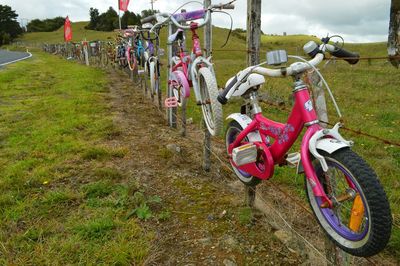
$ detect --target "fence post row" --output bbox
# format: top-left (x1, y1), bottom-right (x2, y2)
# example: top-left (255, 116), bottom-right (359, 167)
top-left (202, 0), bottom-right (212, 172)
top-left (245, 0), bottom-right (261, 207)
top-left (388, 0), bottom-right (400, 67)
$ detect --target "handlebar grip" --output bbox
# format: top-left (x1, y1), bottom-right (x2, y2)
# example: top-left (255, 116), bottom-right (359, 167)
top-left (141, 15), bottom-right (156, 24)
top-left (330, 47), bottom-right (360, 65)
top-left (221, 4), bottom-right (235, 9)
top-left (211, 4), bottom-right (235, 9)
top-left (218, 76), bottom-right (237, 104)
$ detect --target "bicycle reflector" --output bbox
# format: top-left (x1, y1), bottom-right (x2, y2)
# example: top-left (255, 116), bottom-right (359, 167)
top-left (164, 97), bottom-right (178, 108)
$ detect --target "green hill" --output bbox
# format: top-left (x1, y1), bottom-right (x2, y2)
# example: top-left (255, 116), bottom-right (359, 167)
top-left (18, 21), bottom-right (117, 43)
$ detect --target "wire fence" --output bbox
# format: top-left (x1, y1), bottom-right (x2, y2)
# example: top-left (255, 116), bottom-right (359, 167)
top-left (14, 39), bottom-right (399, 265)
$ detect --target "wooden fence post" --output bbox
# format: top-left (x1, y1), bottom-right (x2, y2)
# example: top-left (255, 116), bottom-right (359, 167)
top-left (167, 23), bottom-right (177, 128)
top-left (308, 71), bottom-right (350, 266)
top-left (247, 0), bottom-right (261, 66)
top-left (245, 0), bottom-right (261, 207)
top-left (83, 40), bottom-right (89, 66)
top-left (202, 0), bottom-right (212, 171)
top-left (388, 0), bottom-right (400, 67)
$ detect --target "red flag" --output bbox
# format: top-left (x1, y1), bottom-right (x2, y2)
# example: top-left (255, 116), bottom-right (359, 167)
top-left (119, 0), bottom-right (130, 11)
top-left (64, 16), bottom-right (72, 42)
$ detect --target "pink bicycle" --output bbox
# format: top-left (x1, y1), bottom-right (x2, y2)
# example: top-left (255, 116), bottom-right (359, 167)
top-left (218, 37), bottom-right (392, 257)
top-left (142, 3), bottom-right (235, 136)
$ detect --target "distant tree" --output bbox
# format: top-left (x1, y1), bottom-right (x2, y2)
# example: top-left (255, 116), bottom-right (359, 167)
top-left (141, 9), bottom-right (158, 18)
top-left (0, 5), bottom-right (23, 45)
top-left (26, 17), bottom-right (64, 32)
top-left (121, 11), bottom-right (141, 29)
top-left (86, 6), bottom-right (119, 31)
top-left (86, 8), bottom-right (100, 30)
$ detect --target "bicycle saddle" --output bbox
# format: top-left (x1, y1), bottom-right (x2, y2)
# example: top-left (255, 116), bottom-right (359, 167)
top-left (168, 29), bottom-right (185, 43)
top-left (123, 30), bottom-right (135, 37)
top-left (142, 23), bottom-right (153, 30)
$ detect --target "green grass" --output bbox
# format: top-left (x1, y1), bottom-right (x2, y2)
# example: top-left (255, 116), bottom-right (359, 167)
top-left (15, 23), bottom-right (400, 259)
top-left (0, 51), bottom-right (154, 264)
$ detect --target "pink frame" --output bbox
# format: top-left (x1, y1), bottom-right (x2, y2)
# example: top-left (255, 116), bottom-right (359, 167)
top-left (170, 23), bottom-right (203, 99)
top-left (228, 88), bottom-right (332, 206)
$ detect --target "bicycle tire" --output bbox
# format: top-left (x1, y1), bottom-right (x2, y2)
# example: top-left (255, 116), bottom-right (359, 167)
top-left (225, 120), bottom-right (261, 186)
top-left (305, 148), bottom-right (392, 257)
top-left (150, 61), bottom-right (156, 96)
top-left (198, 67), bottom-right (223, 136)
top-left (127, 49), bottom-right (137, 72)
top-left (170, 71), bottom-right (190, 107)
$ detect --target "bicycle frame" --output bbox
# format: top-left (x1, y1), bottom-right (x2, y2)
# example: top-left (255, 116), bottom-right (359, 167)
top-left (170, 22), bottom-right (215, 102)
top-left (228, 85), bottom-right (332, 205)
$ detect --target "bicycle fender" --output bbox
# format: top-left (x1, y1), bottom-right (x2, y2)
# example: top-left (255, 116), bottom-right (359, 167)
top-left (309, 123), bottom-right (353, 172)
top-left (315, 138), bottom-right (350, 154)
top-left (227, 113), bottom-right (262, 142)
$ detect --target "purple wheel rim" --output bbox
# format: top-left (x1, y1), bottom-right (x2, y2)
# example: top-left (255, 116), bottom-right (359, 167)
top-left (315, 162), bottom-right (369, 241)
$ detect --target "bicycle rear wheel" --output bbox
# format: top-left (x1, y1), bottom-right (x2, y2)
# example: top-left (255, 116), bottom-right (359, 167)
top-left (198, 67), bottom-right (223, 136)
top-left (225, 120), bottom-right (261, 186)
top-left (306, 148), bottom-right (392, 257)
top-left (127, 49), bottom-right (137, 72)
top-left (170, 71), bottom-right (190, 107)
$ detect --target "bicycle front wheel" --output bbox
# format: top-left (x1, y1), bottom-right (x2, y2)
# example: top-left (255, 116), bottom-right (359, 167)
top-left (306, 148), bottom-right (392, 257)
top-left (198, 67), bottom-right (223, 136)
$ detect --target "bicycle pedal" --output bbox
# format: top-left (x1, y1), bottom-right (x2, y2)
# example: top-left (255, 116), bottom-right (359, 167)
top-left (232, 143), bottom-right (257, 166)
top-left (165, 97), bottom-right (178, 108)
top-left (286, 152), bottom-right (300, 168)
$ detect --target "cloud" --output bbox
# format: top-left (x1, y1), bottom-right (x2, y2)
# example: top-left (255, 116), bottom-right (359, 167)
top-left (2, 0), bottom-right (391, 42)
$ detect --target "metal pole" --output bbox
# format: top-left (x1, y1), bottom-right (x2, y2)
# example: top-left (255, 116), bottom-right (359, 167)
top-left (118, 10), bottom-right (121, 30)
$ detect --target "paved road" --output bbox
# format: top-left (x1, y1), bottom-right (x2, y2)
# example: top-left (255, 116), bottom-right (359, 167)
top-left (0, 49), bottom-right (32, 66)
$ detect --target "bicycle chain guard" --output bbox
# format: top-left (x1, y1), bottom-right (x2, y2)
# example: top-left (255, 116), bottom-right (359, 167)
top-left (165, 97), bottom-right (178, 108)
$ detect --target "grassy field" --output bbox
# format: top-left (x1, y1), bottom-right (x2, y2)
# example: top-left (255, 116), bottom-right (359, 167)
top-left (14, 22), bottom-right (400, 259)
top-left (0, 52), bottom-right (155, 264)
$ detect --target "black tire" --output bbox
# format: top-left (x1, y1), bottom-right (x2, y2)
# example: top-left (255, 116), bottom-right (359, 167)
top-left (225, 120), bottom-right (261, 186)
top-left (305, 148), bottom-right (392, 257)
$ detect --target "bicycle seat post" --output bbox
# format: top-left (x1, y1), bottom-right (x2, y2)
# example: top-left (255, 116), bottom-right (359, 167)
top-left (248, 90), bottom-right (262, 116)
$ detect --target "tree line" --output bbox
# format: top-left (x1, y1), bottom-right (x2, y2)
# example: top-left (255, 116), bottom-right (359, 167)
top-left (26, 17), bottom-right (65, 32)
top-left (0, 5), bottom-right (23, 46)
top-left (85, 7), bottom-right (157, 31)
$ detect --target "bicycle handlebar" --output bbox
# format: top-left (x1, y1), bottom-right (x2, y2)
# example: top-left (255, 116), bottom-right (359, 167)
top-left (141, 14), bottom-right (157, 24)
top-left (304, 42), bottom-right (359, 65)
top-left (218, 39), bottom-right (359, 105)
top-left (327, 45), bottom-right (359, 64)
top-left (146, 2), bottom-right (235, 32)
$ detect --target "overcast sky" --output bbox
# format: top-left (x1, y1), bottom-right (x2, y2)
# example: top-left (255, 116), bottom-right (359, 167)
top-left (2, 0), bottom-right (391, 43)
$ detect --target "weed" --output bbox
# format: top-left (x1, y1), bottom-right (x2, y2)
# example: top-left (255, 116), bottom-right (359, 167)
top-left (73, 217), bottom-right (115, 240)
top-left (83, 181), bottom-right (113, 199)
top-left (238, 207), bottom-right (253, 225)
top-left (93, 167), bottom-right (123, 180)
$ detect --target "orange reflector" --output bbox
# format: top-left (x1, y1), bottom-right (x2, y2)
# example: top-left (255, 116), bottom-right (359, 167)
top-left (349, 194), bottom-right (365, 232)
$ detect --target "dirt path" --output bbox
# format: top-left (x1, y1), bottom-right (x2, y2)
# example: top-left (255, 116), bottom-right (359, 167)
top-left (104, 69), bottom-right (302, 265)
